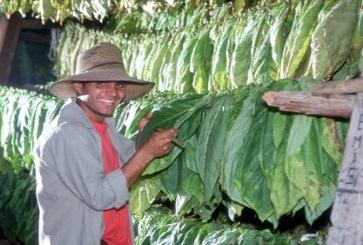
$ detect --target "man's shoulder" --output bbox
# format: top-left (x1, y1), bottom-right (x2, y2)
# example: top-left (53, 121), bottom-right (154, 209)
top-left (37, 117), bottom-right (91, 146)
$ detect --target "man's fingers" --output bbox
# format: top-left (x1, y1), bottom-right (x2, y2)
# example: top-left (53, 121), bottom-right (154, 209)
top-left (153, 127), bottom-right (178, 139)
top-left (145, 112), bottom-right (153, 120)
top-left (138, 112), bottom-right (154, 132)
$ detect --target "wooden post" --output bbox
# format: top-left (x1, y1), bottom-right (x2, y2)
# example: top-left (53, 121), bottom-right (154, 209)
top-left (0, 14), bottom-right (22, 83)
top-left (327, 92), bottom-right (363, 244)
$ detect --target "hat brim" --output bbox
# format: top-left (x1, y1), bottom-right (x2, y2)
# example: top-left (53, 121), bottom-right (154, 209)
top-left (49, 67), bottom-right (154, 101)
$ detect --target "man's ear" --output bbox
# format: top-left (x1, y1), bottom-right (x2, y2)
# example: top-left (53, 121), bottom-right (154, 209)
top-left (73, 82), bottom-right (84, 94)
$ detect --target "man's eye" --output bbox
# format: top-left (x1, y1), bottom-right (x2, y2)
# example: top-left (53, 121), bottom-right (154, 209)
top-left (116, 83), bottom-right (125, 89)
top-left (96, 82), bottom-right (106, 86)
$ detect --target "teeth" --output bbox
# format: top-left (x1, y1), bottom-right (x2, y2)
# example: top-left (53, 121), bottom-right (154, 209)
top-left (99, 99), bottom-right (115, 105)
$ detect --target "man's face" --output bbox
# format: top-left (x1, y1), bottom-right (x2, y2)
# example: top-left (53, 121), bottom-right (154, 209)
top-left (73, 81), bottom-right (126, 122)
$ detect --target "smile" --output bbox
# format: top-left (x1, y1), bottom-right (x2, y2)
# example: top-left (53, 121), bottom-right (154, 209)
top-left (99, 99), bottom-right (117, 105)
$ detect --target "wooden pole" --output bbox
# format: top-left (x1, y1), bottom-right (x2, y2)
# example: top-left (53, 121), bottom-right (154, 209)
top-left (310, 77), bottom-right (363, 95)
top-left (262, 91), bottom-right (354, 118)
top-left (0, 14), bottom-right (22, 83)
top-left (327, 93), bottom-right (363, 244)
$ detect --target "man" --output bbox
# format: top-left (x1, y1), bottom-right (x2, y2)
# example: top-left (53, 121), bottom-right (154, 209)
top-left (34, 43), bottom-right (177, 245)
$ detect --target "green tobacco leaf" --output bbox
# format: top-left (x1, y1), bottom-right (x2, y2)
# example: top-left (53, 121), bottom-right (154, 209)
top-left (269, 79), bottom-right (298, 149)
top-left (284, 117), bottom-right (335, 218)
top-left (234, 100), bottom-right (275, 222)
top-left (222, 88), bottom-right (259, 206)
top-left (194, 223), bottom-right (217, 243)
top-left (300, 119), bottom-right (335, 214)
top-left (229, 18), bottom-right (252, 87)
top-left (258, 109), bottom-right (276, 190)
top-left (9, 174), bottom-right (37, 244)
top-left (113, 101), bottom-right (140, 136)
top-left (0, 171), bottom-right (18, 242)
top-left (270, 3), bottom-right (292, 74)
top-left (142, 146), bottom-right (182, 176)
top-left (174, 33), bottom-right (198, 94)
top-left (140, 94), bottom-right (211, 175)
top-left (129, 176), bottom-right (161, 219)
top-left (250, 28), bottom-right (277, 84)
top-left (190, 28), bottom-right (214, 93)
top-left (332, 7), bottom-right (363, 80)
top-left (270, 153), bottom-right (304, 220)
top-left (272, 112), bottom-right (288, 149)
top-left (175, 158), bottom-right (204, 216)
top-left (134, 37), bottom-right (153, 80)
top-left (247, 13), bottom-right (270, 85)
top-left (270, 106), bottom-right (303, 220)
top-left (209, 22), bottom-right (236, 91)
top-left (319, 118), bottom-right (343, 167)
top-left (179, 146), bottom-right (203, 200)
top-left (150, 38), bottom-right (170, 86)
top-left (1, 94), bottom-right (19, 171)
top-left (248, 13), bottom-right (277, 84)
top-left (159, 155), bottom-right (182, 200)
top-left (138, 94), bottom-right (210, 146)
top-left (158, 34), bottom-right (178, 92)
top-left (286, 115), bottom-right (312, 157)
top-left (162, 33), bottom-right (185, 91)
top-left (125, 104), bottom-right (152, 140)
top-left (183, 135), bottom-right (198, 173)
top-left (173, 218), bottom-right (201, 244)
top-left (140, 36), bottom-right (158, 80)
top-left (280, 0), bottom-right (324, 78)
top-left (311, 0), bottom-right (360, 80)
top-left (202, 227), bottom-right (241, 244)
top-left (195, 94), bottom-right (232, 202)
top-left (179, 221), bottom-right (203, 244)
top-left (303, 181), bottom-right (336, 225)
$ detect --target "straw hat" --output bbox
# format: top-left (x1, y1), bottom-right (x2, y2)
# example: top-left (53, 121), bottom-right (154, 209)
top-left (49, 43), bottom-right (154, 101)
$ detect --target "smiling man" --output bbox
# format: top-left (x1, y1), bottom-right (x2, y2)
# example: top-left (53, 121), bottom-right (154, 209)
top-left (34, 43), bottom-right (177, 245)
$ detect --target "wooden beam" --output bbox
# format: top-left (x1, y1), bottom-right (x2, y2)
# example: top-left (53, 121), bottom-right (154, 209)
top-left (310, 76), bottom-right (363, 96)
top-left (262, 91), bottom-right (354, 118)
top-left (0, 14), bottom-right (22, 83)
top-left (327, 93), bottom-right (363, 244)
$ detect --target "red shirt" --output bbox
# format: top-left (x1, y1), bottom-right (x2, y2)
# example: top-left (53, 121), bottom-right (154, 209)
top-left (93, 121), bottom-right (132, 245)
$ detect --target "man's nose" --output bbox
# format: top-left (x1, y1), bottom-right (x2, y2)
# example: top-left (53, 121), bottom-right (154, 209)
top-left (106, 83), bottom-right (118, 96)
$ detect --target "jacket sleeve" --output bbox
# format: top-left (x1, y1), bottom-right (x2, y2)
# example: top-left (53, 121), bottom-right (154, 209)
top-left (47, 123), bottom-right (129, 211)
top-left (116, 135), bottom-right (136, 164)
top-left (106, 118), bottom-right (136, 164)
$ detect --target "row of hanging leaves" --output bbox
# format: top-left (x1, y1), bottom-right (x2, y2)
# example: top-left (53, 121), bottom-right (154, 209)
top-left (134, 205), bottom-right (325, 244)
top-left (54, 0), bottom-right (363, 95)
top-left (0, 170), bottom-right (37, 245)
top-left (0, 78), bottom-right (348, 229)
top-left (0, 0), bottom-right (272, 23)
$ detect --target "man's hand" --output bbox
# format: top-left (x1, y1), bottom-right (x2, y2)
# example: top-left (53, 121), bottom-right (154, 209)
top-left (139, 128), bottom-right (178, 160)
top-left (122, 127), bottom-right (178, 187)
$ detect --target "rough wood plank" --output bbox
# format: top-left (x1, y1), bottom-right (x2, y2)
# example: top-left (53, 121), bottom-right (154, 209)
top-left (262, 91), bottom-right (354, 118)
top-left (310, 77), bottom-right (363, 95)
top-left (0, 14), bottom-right (22, 83)
top-left (327, 93), bottom-right (363, 245)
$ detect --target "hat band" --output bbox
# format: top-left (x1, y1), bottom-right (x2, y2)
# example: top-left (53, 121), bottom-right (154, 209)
top-left (77, 62), bottom-right (123, 74)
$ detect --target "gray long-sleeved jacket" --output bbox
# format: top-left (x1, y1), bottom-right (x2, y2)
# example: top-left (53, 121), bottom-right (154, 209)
top-left (34, 98), bottom-right (136, 245)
